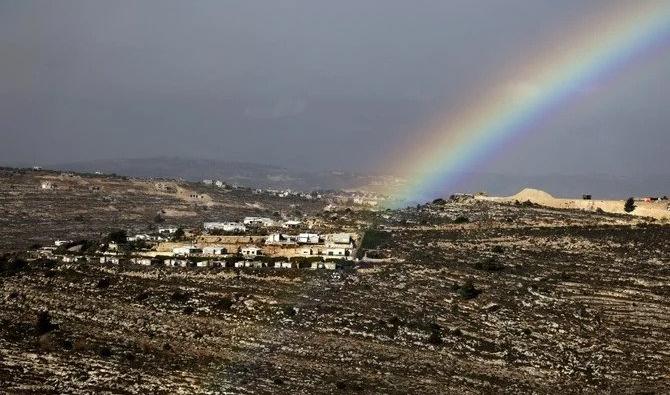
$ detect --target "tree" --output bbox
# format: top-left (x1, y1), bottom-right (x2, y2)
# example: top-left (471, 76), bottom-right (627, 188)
top-left (624, 197), bottom-right (636, 213)
top-left (172, 228), bottom-right (185, 241)
top-left (107, 230), bottom-right (127, 244)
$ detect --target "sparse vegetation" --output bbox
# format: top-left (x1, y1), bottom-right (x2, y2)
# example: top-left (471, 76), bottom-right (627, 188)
top-left (453, 216), bottom-right (469, 224)
top-left (456, 280), bottom-right (481, 299)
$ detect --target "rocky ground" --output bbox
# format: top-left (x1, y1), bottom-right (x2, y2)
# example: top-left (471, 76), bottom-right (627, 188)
top-left (0, 168), bottom-right (326, 252)
top-left (1, 170), bottom-right (669, 393)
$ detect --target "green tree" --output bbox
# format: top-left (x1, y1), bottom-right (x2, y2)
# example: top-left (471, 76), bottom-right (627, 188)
top-left (173, 228), bottom-right (185, 241)
top-left (107, 230), bottom-right (127, 244)
top-left (624, 197), bottom-right (636, 213)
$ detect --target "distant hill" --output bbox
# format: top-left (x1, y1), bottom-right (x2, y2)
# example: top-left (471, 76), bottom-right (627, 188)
top-left (50, 157), bottom-right (395, 192)
top-left (47, 157), bottom-right (668, 199)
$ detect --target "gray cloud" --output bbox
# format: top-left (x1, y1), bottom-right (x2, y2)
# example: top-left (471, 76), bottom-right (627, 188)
top-left (0, 0), bottom-right (668, 178)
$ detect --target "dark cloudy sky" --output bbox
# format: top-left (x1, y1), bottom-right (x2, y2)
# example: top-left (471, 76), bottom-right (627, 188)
top-left (1, 1), bottom-right (669, 176)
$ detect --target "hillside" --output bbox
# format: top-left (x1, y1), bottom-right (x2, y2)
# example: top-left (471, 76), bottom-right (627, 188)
top-left (479, 188), bottom-right (670, 220)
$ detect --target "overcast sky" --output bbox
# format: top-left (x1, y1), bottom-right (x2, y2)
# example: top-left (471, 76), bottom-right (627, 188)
top-left (1, 1), bottom-right (669, 176)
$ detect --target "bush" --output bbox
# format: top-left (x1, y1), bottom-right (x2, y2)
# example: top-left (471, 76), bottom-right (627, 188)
top-left (96, 277), bottom-right (111, 289)
top-left (428, 323), bottom-right (442, 345)
top-left (457, 280), bottom-right (481, 299)
top-left (99, 346), bottom-right (112, 358)
top-left (0, 256), bottom-right (28, 276)
top-left (173, 228), bottom-right (186, 241)
top-left (35, 311), bottom-right (56, 335)
top-left (624, 197), bottom-right (636, 213)
top-left (170, 290), bottom-right (190, 303)
top-left (284, 305), bottom-right (297, 317)
top-left (491, 245), bottom-right (504, 254)
top-left (106, 230), bottom-right (128, 244)
top-left (213, 297), bottom-right (234, 311)
top-left (453, 216), bottom-right (469, 224)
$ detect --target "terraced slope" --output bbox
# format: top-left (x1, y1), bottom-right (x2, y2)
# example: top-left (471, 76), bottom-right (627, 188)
top-left (1, 197), bottom-right (668, 393)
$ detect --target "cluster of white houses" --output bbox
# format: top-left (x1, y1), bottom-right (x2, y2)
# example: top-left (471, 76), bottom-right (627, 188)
top-left (202, 217), bottom-right (303, 233)
top-left (166, 232), bottom-right (355, 259)
top-left (65, 255), bottom-right (344, 270)
top-left (40, 217), bottom-right (359, 271)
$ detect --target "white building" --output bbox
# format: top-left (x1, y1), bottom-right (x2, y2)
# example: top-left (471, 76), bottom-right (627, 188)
top-left (273, 261), bottom-right (294, 269)
top-left (100, 256), bottom-right (120, 264)
top-left (265, 233), bottom-right (295, 245)
top-left (203, 179), bottom-right (213, 185)
top-left (164, 259), bottom-right (189, 267)
top-left (297, 233), bottom-right (320, 244)
top-left (54, 240), bottom-right (73, 247)
top-left (241, 246), bottom-right (262, 257)
top-left (127, 234), bottom-right (154, 242)
top-left (311, 261), bottom-right (337, 270)
top-left (173, 246), bottom-right (202, 256)
top-left (131, 257), bottom-right (152, 266)
top-left (204, 222), bottom-right (246, 233)
top-left (243, 217), bottom-right (275, 227)
top-left (203, 246), bottom-right (227, 255)
top-left (325, 233), bottom-right (353, 246)
top-left (215, 180), bottom-right (224, 187)
top-left (158, 227), bottom-right (179, 235)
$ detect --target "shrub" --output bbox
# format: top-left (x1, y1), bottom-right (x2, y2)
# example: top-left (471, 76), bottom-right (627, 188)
top-left (170, 290), bottom-right (190, 303)
top-left (35, 311), bottom-right (56, 335)
top-left (135, 291), bottom-right (150, 302)
top-left (624, 197), bottom-right (636, 213)
top-left (213, 297), bottom-right (234, 311)
top-left (0, 256), bottom-right (28, 275)
top-left (284, 305), bottom-right (297, 317)
top-left (491, 245), bottom-right (504, 254)
top-left (428, 323), bottom-right (442, 345)
top-left (106, 230), bottom-right (128, 244)
top-left (172, 228), bottom-right (186, 241)
top-left (96, 277), bottom-right (111, 289)
top-left (99, 346), bottom-right (112, 358)
top-left (453, 216), bottom-right (469, 224)
top-left (457, 280), bottom-right (481, 299)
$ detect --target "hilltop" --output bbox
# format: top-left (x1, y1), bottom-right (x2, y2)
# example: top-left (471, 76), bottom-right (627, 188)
top-left (478, 188), bottom-right (670, 220)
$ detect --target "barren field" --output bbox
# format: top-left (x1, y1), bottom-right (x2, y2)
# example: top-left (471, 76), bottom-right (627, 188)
top-left (1, 170), bottom-right (669, 393)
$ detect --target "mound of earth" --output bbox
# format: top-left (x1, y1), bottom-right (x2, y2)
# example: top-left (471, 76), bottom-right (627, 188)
top-left (509, 188), bottom-right (556, 204)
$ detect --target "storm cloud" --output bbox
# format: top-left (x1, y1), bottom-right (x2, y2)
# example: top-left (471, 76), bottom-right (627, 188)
top-left (1, 0), bottom-right (668, 178)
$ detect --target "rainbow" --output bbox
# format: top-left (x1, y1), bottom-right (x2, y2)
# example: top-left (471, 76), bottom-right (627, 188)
top-left (385, 2), bottom-right (670, 206)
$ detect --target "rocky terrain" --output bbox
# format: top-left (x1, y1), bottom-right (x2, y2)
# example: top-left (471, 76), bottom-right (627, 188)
top-left (1, 169), bottom-right (669, 393)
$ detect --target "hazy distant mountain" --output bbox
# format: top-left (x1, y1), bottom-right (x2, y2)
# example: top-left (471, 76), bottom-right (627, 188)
top-left (50, 157), bottom-right (387, 192)
top-left (48, 157), bottom-right (668, 199)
